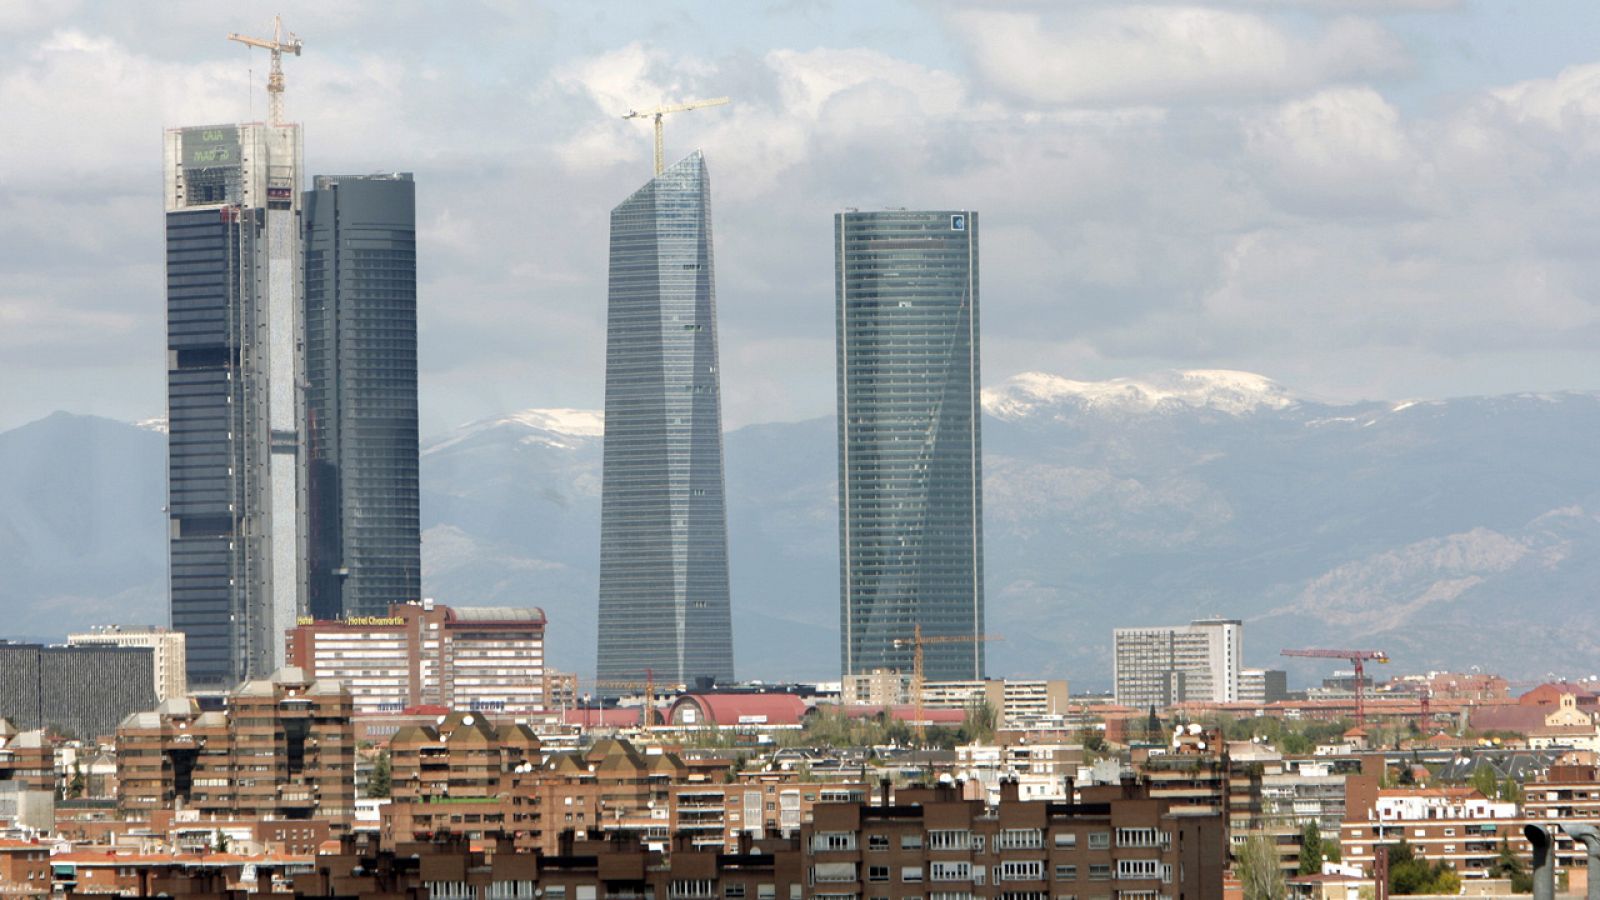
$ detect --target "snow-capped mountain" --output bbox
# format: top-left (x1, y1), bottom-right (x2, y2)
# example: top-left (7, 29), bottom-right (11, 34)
top-left (983, 369), bottom-right (1297, 420)
top-left (10, 372), bottom-right (1600, 684)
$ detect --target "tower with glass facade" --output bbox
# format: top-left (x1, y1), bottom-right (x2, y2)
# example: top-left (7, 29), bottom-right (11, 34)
top-left (163, 122), bottom-right (306, 690)
top-left (835, 209), bottom-right (985, 682)
top-left (303, 173), bottom-right (421, 620)
top-left (596, 151), bottom-right (735, 688)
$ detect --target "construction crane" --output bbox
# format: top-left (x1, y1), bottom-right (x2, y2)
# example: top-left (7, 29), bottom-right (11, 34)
top-left (1281, 648), bottom-right (1390, 726)
top-left (592, 669), bottom-right (658, 728)
top-left (228, 15), bottom-right (304, 126)
top-left (622, 97), bottom-right (730, 176)
top-left (893, 625), bottom-right (1003, 744)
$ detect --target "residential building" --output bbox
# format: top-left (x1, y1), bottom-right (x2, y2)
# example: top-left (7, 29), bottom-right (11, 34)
top-left (843, 668), bottom-right (911, 706)
top-left (919, 678), bottom-right (1072, 728)
top-left (285, 599), bottom-right (546, 715)
top-left (802, 778), bottom-right (1226, 900)
top-left (671, 782), bottom-right (870, 852)
top-left (163, 122), bottom-right (307, 690)
top-left (303, 172), bottom-right (422, 621)
top-left (1238, 668), bottom-right (1289, 704)
top-left (0, 642), bottom-right (156, 739)
top-left (597, 150), bottom-right (735, 690)
top-left (66, 626), bottom-right (187, 701)
top-left (1114, 618), bottom-right (1243, 708)
top-left (115, 666), bottom-right (355, 826)
top-left (835, 209), bottom-right (985, 682)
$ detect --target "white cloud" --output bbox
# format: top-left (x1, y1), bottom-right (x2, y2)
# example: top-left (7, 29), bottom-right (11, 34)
top-left (945, 6), bottom-right (1408, 107)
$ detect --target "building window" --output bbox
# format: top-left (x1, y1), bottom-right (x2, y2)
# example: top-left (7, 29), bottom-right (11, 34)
top-left (726, 887), bottom-right (745, 899)
top-left (1054, 832), bottom-right (1078, 848)
top-left (1088, 832), bottom-right (1110, 850)
top-left (931, 862), bottom-right (972, 882)
top-left (869, 834), bottom-right (890, 851)
top-left (1115, 828), bottom-right (1157, 848)
top-left (815, 832), bottom-right (857, 852)
top-left (902, 867), bottom-right (924, 883)
top-left (930, 829), bottom-right (973, 850)
top-left (999, 829), bottom-right (1044, 850)
top-left (1116, 860), bottom-right (1159, 880)
top-left (1055, 865), bottom-right (1077, 881)
top-left (1089, 865), bottom-right (1112, 881)
top-left (1000, 861), bottom-right (1045, 882)
top-left (869, 866), bottom-right (890, 883)
top-left (902, 834), bottom-right (924, 850)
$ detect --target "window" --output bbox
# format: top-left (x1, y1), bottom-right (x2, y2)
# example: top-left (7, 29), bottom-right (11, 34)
top-left (815, 832), bottom-right (858, 852)
top-left (931, 862), bottom-right (972, 882)
top-left (902, 867), bottom-right (924, 883)
top-left (1055, 865), bottom-right (1077, 881)
top-left (1088, 833), bottom-right (1110, 850)
top-left (726, 886), bottom-right (746, 899)
top-left (1444, 828), bottom-right (1456, 837)
top-left (1116, 828), bottom-right (1157, 848)
top-left (1000, 861), bottom-right (1045, 882)
top-left (931, 894), bottom-right (975, 900)
top-left (902, 834), bottom-right (924, 850)
top-left (1089, 865), bottom-right (1111, 881)
top-left (1054, 833), bottom-right (1078, 848)
top-left (1116, 860), bottom-right (1158, 880)
top-left (869, 834), bottom-right (891, 851)
top-left (814, 864), bottom-right (858, 884)
top-left (930, 829), bottom-right (972, 850)
top-left (999, 829), bottom-right (1044, 850)
top-left (974, 835), bottom-right (986, 853)
top-left (757, 887), bottom-right (775, 900)
top-left (672, 883), bottom-right (715, 900)
top-left (870, 866), bottom-right (891, 883)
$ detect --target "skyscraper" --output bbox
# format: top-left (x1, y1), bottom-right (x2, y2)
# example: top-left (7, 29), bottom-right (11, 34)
top-left (164, 123), bottom-right (306, 690)
top-left (303, 173), bottom-right (421, 620)
top-left (835, 209), bottom-right (985, 682)
top-left (597, 151), bottom-right (735, 688)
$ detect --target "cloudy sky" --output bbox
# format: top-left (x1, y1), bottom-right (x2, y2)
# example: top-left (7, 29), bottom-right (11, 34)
top-left (4, 0), bottom-right (1600, 434)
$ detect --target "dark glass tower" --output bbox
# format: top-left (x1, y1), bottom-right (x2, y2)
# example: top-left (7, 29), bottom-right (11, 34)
top-left (303, 173), bottom-right (421, 620)
top-left (835, 210), bottom-right (985, 682)
top-left (164, 123), bottom-right (306, 690)
top-left (597, 152), bottom-right (735, 688)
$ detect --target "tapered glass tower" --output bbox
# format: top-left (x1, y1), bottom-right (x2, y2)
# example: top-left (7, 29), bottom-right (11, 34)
top-left (303, 173), bottom-right (421, 620)
top-left (164, 123), bottom-right (306, 690)
top-left (597, 152), bottom-right (735, 688)
top-left (836, 210), bottom-right (985, 682)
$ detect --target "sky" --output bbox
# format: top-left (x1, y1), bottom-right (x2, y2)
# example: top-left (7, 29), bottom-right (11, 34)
top-left (5, 0), bottom-right (1600, 434)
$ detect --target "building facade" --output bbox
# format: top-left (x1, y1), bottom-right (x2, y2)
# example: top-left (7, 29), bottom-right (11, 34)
top-left (116, 666), bottom-right (355, 826)
top-left (1114, 618), bottom-right (1243, 709)
top-left (597, 151), bottom-right (735, 690)
top-left (919, 678), bottom-right (1072, 729)
top-left (66, 627), bottom-right (188, 701)
top-left (835, 209), bottom-right (985, 682)
top-left (0, 643), bottom-right (157, 739)
top-left (303, 173), bottom-right (422, 621)
top-left (163, 122), bottom-right (307, 690)
top-left (285, 600), bottom-right (546, 715)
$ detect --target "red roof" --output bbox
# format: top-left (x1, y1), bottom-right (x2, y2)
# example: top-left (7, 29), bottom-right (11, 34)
top-left (669, 694), bottom-right (810, 726)
top-left (564, 708), bottom-right (652, 728)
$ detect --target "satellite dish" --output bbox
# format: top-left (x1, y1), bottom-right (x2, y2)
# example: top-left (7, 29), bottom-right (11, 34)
top-left (463, 715), bottom-right (475, 726)
top-left (1188, 723), bottom-right (1202, 736)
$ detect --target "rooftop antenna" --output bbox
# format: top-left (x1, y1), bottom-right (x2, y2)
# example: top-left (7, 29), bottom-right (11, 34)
top-left (622, 97), bottom-right (730, 176)
top-left (228, 14), bottom-right (304, 126)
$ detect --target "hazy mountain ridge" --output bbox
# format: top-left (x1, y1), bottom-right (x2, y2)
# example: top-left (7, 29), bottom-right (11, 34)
top-left (6, 372), bottom-right (1600, 685)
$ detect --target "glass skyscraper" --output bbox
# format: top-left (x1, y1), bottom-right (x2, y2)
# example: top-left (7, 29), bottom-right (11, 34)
top-left (597, 151), bottom-right (735, 689)
top-left (303, 173), bottom-right (421, 620)
top-left (163, 123), bottom-right (306, 690)
top-left (835, 209), bottom-right (985, 682)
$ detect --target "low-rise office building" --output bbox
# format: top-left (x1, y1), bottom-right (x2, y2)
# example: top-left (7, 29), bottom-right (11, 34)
top-left (286, 600), bottom-right (547, 715)
top-left (0, 642), bottom-right (156, 740)
top-left (65, 627), bottom-right (187, 701)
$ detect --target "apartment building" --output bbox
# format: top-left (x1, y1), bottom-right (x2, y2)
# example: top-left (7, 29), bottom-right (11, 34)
top-left (919, 679), bottom-right (1072, 729)
top-left (116, 667), bottom-right (355, 826)
top-left (66, 627), bottom-right (187, 701)
top-left (802, 778), bottom-right (1226, 900)
top-left (671, 782), bottom-right (870, 852)
top-left (1114, 619), bottom-right (1242, 709)
top-left (286, 600), bottom-right (546, 715)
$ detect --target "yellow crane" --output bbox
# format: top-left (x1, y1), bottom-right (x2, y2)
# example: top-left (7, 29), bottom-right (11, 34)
top-left (622, 97), bottom-right (730, 176)
top-left (892, 625), bottom-right (1004, 744)
top-left (592, 669), bottom-right (660, 728)
top-left (228, 15), bottom-right (304, 126)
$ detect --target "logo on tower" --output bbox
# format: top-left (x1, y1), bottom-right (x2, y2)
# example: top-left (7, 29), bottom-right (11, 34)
top-left (950, 214), bottom-right (966, 231)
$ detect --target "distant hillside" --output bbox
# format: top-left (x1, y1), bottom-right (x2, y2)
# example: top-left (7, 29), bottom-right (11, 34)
top-left (8, 372), bottom-right (1600, 686)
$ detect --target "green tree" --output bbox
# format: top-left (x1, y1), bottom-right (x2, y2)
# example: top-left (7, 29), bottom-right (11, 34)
top-left (365, 749), bottom-right (392, 799)
top-left (1239, 833), bottom-right (1287, 900)
top-left (1385, 841), bottom-right (1461, 895)
top-left (961, 701), bottom-right (998, 743)
top-left (1469, 764), bottom-right (1499, 798)
top-left (66, 761), bottom-right (85, 800)
top-left (1299, 821), bottom-right (1325, 876)
top-left (213, 829), bottom-right (230, 853)
top-left (1489, 838), bottom-right (1532, 893)
top-left (1500, 774), bottom-right (1524, 804)
top-left (1325, 838), bottom-right (1341, 864)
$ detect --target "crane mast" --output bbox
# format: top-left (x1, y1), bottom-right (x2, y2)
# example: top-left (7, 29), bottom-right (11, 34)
top-left (228, 14), bottom-right (304, 126)
top-left (622, 97), bottom-right (730, 175)
top-left (893, 625), bottom-right (1003, 745)
top-left (1281, 648), bottom-right (1390, 726)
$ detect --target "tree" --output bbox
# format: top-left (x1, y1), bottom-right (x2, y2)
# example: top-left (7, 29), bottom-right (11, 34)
top-left (1489, 838), bottom-right (1532, 893)
top-left (66, 761), bottom-right (85, 800)
top-left (366, 749), bottom-right (392, 799)
top-left (1299, 821), bottom-right (1326, 876)
top-left (1470, 764), bottom-right (1500, 799)
top-left (1385, 841), bottom-right (1461, 895)
top-left (213, 829), bottom-right (230, 853)
top-left (1239, 833), bottom-right (1286, 900)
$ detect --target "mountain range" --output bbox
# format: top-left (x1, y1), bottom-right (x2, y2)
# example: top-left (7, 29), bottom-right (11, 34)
top-left (4, 369), bottom-right (1599, 689)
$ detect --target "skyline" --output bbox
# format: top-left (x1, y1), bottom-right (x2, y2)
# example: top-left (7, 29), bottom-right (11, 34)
top-left (8, 3), bottom-right (1600, 437)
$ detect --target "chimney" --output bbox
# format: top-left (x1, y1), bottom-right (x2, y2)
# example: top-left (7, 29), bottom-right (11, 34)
top-left (880, 777), bottom-right (892, 807)
top-left (999, 777), bottom-right (1020, 804)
